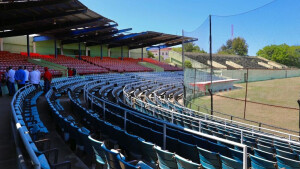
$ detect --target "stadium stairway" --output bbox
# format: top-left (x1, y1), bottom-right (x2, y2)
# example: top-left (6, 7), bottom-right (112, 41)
top-left (138, 62), bottom-right (164, 72)
top-left (0, 95), bottom-right (17, 168)
top-left (36, 94), bottom-right (90, 169)
top-left (28, 58), bottom-right (67, 76)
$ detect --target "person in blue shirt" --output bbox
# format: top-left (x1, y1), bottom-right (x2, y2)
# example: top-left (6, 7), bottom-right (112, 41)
top-left (14, 66), bottom-right (26, 90)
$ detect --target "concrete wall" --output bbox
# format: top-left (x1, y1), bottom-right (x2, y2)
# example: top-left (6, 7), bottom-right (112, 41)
top-left (3, 36), bottom-right (33, 53)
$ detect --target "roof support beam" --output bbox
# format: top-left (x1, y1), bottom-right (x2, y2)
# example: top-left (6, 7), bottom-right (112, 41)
top-left (0, 0), bottom-right (72, 11)
top-left (0, 18), bottom-right (103, 38)
top-left (1, 9), bottom-right (87, 29)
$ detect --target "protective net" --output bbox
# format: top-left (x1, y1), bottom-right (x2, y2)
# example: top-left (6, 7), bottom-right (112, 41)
top-left (183, 0), bottom-right (300, 135)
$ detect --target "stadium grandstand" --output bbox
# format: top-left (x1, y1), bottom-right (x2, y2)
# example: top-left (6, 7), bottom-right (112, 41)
top-left (1, 1), bottom-right (300, 169)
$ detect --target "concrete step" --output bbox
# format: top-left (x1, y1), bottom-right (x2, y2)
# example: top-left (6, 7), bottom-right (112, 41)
top-left (0, 158), bottom-right (18, 169)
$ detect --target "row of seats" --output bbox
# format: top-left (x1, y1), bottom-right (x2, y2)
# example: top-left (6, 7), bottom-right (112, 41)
top-left (12, 84), bottom-right (71, 168)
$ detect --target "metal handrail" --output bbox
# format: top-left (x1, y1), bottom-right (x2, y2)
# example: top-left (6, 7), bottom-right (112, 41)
top-left (83, 80), bottom-right (248, 169)
top-left (124, 81), bottom-right (300, 142)
top-left (11, 84), bottom-right (41, 169)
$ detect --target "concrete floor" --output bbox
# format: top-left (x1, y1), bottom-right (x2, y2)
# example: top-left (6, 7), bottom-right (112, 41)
top-left (0, 95), bottom-right (18, 169)
top-left (0, 91), bottom-right (89, 169)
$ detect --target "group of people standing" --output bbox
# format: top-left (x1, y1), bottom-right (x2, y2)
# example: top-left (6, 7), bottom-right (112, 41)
top-left (0, 66), bottom-right (52, 96)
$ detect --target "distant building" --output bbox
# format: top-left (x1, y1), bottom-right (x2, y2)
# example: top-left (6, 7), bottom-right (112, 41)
top-left (148, 48), bottom-right (172, 60)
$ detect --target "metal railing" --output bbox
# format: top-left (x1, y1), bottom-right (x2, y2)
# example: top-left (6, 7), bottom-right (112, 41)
top-left (124, 81), bottom-right (300, 142)
top-left (11, 84), bottom-right (41, 169)
top-left (83, 80), bottom-right (248, 169)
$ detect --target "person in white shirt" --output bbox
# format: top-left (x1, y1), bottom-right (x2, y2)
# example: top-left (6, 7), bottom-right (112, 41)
top-left (24, 66), bottom-right (29, 83)
top-left (7, 66), bottom-right (16, 96)
top-left (29, 66), bottom-right (41, 89)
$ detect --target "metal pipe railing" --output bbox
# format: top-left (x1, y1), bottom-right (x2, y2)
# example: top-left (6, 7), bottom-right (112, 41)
top-left (83, 80), bottom-right (248, 169)
top-left (11, 84), bottom-right (41, 169)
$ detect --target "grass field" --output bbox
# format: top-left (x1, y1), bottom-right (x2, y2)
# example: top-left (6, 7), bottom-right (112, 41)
top-left (188, 77), bottom-right (300, 134)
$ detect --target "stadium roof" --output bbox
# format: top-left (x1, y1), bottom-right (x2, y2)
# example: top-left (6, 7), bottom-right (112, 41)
top-left (0, 0), bottom-right (197, 49)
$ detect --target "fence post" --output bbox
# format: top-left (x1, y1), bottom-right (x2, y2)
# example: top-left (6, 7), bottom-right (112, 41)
top-left (259, 123), bottom-right (262, 131)
top-left (124, 111), bottom-right (127, 131)
top-left (243, 145), bottom-right (248, 169)
top-left (163, 124), bottom-right (167, 150)
top-left (197, 105), bottom-right (200, 112)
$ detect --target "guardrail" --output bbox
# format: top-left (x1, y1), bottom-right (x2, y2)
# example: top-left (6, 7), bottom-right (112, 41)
top-left (124, 81), bottom-right (300, 143)
top-left (11, 84), bottom-right (41, 169)
top-left (83, 80), bottom-right (248, 169)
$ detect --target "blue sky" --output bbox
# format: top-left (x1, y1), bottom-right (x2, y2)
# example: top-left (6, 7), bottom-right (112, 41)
top-left (81, 0), bottom-right (300, 55)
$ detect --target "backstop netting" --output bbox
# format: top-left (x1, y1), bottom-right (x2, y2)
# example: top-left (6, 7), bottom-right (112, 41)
top-left (183, 0), bottom-right (300, 136)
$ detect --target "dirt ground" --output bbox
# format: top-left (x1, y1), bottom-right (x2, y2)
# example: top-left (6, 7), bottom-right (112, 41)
top-left (189, 77), bottom-right (300, 135)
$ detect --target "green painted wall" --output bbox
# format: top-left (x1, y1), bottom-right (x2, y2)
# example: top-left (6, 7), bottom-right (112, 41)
top-left (110, 46), bottom-right (129, 58)
top-left (3, 36), bottom-right (33, 53)
top-left (89, 45), bottom-right (108, 57)
top-left (36, 40), bottom-right (61, 55)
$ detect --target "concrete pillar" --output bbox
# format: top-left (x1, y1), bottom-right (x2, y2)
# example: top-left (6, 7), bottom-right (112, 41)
top-left (0, 38), bottom-right (3, 51)
top-left (33, 42), bottom-right (36, 53)
top-left (85, 47), bottom-right (89, 56)
top-left (108, 48), bottom-right (111, 57)
top-left (128, 50), bottom-right (130, 58)
top-left (60, 44), bottom-right (64, 55)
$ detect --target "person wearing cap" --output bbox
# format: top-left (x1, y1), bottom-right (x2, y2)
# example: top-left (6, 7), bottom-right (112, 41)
top-left (7, 66), bottom-right (16, 96)
top-left (14, 66), bottom-right (26, 90)
top-left (43, 67), bottom-right (52, 93)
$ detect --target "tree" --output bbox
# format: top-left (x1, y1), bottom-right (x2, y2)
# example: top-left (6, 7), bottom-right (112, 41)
top-left (257, 44), bottom-right (300, 67)
top-left (218, 37), bottom-right (248, 56)
top-left (147, 51), bottom-right (155, 58)
top-left (172, 43), bottom-right (207, 53)
top-left (184, 60), bottom-right (193, 68)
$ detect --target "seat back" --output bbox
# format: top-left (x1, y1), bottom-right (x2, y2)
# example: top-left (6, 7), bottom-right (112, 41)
top-left (197, 147), bottom-right (221, 169)
top-left (253, 148), bottom-right (275, 162)
top-left (155, 147), bottom-right (177, 169)
top-left (174, 155), bottom-right (200, 169)
top-left (137, 138), bottom-right (157, 166)
top-left (88, 135), bottom-right (106, 165)
top-left (118, 156), bottom-right (138, 169)
top-left (276, 155), bottom-right (300, 169)
top-left (220, 155), bottom-right (242, 169)
top-left (177, 140), bottom-right (199, 163)
top-left (276, 149), bottom-right (298, 160)
top-left (101, 144), bottom-right (122, 169)
top-left (250, 155), bottom-right (277, 169)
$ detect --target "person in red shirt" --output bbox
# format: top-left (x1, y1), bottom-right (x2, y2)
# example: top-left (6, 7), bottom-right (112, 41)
top-left (43, 67), bottom-right (52, 93)
top-left (68, 68), bottom-right (73, 77)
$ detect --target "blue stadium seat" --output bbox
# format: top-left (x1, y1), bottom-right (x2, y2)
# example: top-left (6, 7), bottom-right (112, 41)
top-left (177, 140), bottom-right (199, 163)
top-left (117, 156), bottom-right (152, 169)
top-left (220, 155), bottom-right (243, 169)
top-left (197, 147), bottom-right (221, 169)
top-left (101, 144), bottom-right (123, 169)
top-left (276, 155), bottom-right (300, 169)
top-left (88, 135), bottom-right (107, 167)
top-left (137, 138), bottom-right (157, 168)
top-left (154, 147), bottom-right (177, 169)
top-left (250, 155), bottom-right (277, 169)
top-left (275, 149), bottom-right (298, 160)
top-left (253, 148), bottom-right (276, 162)
top-left (174, 154), bottom-right (200, 169)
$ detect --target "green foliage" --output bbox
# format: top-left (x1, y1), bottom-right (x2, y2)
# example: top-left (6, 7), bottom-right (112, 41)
top-left (257, 44), bottom-right (300, 67)
top-left (172, 43), bottom-right (207, 53)
top-left (184, 60), bottom-right (193, 68)
top-left (147, 51), bottom-right (155, 58)
top-left (218, 37), bottom-right (248, 56)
